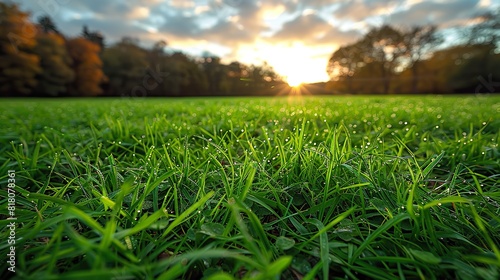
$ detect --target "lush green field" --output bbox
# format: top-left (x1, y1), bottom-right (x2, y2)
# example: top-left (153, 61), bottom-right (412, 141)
top-left (1, 96), bottom-right (499, 279)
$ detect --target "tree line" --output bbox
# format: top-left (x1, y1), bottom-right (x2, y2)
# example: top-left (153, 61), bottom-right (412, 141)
top-left (0, 3), bottom-right (287, 97)
top-left (326, 10), bottom-right (500, 94)
top-left (1, 3), bottom-right (498, 97)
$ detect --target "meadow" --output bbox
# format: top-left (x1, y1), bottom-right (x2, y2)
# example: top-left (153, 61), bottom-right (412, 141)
top-left (0, 95), bottom-right (499, 279)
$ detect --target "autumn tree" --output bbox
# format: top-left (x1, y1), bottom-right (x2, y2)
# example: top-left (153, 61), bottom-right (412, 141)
top-left (0, 3), bottom-right (41, 96)
top-left (33, 33), bottom-right (74, 96)
top-left (66, 37), bottom-right (105, 96)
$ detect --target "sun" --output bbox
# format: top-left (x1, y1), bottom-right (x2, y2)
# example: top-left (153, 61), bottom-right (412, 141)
top-left (236, 41), bottom-right (331, 92)
top-left (287, 78), bottom-right (304, 87)
top-left (287, 76), bottom-right (304, 88)
top-left (284, 73), bottom-right (312, 97)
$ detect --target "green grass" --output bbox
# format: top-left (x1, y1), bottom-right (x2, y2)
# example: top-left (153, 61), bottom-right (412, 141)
top-left (0, 95), bottom-right (499, 279)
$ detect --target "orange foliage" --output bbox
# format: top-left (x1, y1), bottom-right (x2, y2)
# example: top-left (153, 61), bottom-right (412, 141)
top-left (66, 38), bottom-right (106, 96)
top-left (0, 3), bottom-right (41, 95)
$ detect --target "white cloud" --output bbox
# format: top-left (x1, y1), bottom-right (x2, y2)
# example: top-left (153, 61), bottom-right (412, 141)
top-left (169, 0), bottom-right (195, 9)
top-left (126, 7), bottom-right (150, 19)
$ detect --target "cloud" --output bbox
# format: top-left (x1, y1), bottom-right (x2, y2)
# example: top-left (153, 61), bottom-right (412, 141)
top-left (273, 13), bottom-right (331, 40)
top-left (62, 18), bottom-right (149, 43)
top-left (57, 0), bottom-right (131, 16)
top-left (159, 14), bottom-right (201, 37)
top-left (271, 13), bottom-right (363, 45)
top-left (126, 7), bottom-right (150, 20)
top-left (334, 0), bottom-right (402, 21)
top-left (233, 0), bottom-right (267, 36)
top-left (388, 0), bottom-right (485, 27)
top-left (15, 0), bottom-right (495, 49)
top-left (331, 0), bottom-right (490, 29)
top-left (170, 0), bottom-right (196, 9)
top-left (200, 19), bottom-right (255, 43)
top-left (319, 28), bottom-right (362, 45)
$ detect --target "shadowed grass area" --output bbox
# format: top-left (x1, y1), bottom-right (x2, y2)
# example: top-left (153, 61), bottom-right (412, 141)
top-left (0, 95), bottom-right (499, 279)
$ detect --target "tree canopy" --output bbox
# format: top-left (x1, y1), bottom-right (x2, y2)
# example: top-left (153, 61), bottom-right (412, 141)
top-left (0, 3), bottom-right (41, 96)
top-left (327, 10), bottom-right (499, 94)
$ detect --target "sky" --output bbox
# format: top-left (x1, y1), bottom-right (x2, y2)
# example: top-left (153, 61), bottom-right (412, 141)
top-left (12, 0), bottom-right (500, 85)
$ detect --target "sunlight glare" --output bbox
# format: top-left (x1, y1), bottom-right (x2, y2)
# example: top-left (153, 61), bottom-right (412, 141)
top-left (235, 42), bottom-right (331, 85)
top-left (287, 75), bottom-right (304, 87)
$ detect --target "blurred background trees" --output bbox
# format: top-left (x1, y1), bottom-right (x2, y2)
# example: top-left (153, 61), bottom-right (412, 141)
top-left (101, 37), bottom-right (149, 96)
top-left (0, 3), bottom-right (284, 97)
top-left (33, 33), bottom-right (74, 96)
top-left (66, 37), bottom-right (105, 96)
top-left (0, 3), bottom-right (498, 97)
top-left (0, 3), bottom-right (40, 96)
top-left (327, 9), bottom-right (499, 94)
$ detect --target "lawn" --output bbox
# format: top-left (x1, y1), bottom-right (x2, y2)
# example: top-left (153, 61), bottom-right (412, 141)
top-left (1, 95), bottom-right (499, 279)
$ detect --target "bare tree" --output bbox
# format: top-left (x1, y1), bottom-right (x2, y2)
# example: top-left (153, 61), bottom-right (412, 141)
top-left (403, 25), bottom-right (443, 93)
top-left (361, 25), bottom-right (407, 94)
top-left (468, 9), bottom-right (500, 47)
